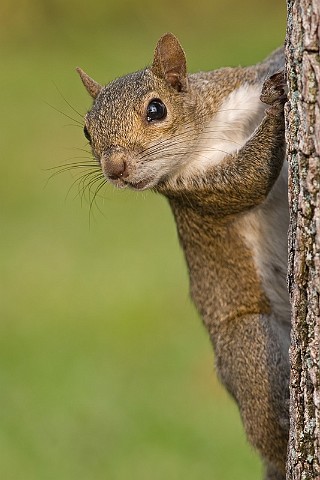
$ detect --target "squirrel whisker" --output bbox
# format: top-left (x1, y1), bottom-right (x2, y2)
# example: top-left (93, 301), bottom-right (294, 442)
top-left (52, 82), bottom-right (85, 120)
top-left (45, 101), bottom-right (84, 126)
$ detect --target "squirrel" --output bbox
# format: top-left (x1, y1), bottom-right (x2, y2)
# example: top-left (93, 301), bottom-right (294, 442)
top-left (76, 33), bottom-right (290, 480)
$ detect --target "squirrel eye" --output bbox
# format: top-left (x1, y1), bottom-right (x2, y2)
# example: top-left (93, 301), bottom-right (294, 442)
top-left (147, 99), bottom-right (167, 122)
top-left (83, 125), bottom-right (91, 143)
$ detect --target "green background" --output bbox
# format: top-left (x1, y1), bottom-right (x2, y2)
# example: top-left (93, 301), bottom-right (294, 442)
top-left (1, 1), bottom-right (285, 478)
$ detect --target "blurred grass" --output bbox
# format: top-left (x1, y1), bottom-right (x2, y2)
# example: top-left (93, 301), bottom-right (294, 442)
top-left (0, 1), bottom-right (286, 478)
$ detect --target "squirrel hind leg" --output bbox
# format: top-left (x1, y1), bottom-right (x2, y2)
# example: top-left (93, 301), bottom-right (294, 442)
top-left (264, 462), bottom-right (286, 480)
top-left (213, 313), bottom-right (289, 477)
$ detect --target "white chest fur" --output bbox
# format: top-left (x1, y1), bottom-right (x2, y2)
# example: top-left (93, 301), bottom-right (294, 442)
top-left (177, 83), bottom-right (267, 181)
top-left (237, 162), bottom-right (290, 332)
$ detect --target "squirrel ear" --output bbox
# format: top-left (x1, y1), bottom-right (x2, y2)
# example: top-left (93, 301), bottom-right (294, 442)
top-left (151, 33), bottom-right (188, 92)
top-left (76, 67), bottom-right (102, 99)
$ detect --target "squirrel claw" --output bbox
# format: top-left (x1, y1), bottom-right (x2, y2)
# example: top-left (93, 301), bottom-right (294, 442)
top-left (260, 70), bottom-right (287, 106)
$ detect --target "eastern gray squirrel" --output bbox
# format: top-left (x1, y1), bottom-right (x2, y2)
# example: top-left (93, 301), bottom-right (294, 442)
top-left (77, 33), bottom-right (290, 480)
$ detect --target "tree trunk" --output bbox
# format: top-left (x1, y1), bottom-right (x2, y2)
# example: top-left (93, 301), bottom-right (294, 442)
top-left (285, 0), bottom-right (320, 479)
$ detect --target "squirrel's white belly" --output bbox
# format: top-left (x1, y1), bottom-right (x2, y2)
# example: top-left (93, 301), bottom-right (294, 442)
top-left (237, 162), bottom-right (290, 329)
top-left (171, 83), bottom-right (267, 185)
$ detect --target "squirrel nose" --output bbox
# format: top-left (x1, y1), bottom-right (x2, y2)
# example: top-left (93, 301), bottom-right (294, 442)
top-left (101, 146), bottom-right (129, 180)
top-left (106, 159), bottom-right (128, 180)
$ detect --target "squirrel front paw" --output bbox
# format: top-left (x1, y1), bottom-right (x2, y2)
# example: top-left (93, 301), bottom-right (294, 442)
top-left (260, 70), bottom-right (287, 107)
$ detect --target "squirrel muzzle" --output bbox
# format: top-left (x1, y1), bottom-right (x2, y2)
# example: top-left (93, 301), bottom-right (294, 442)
top-left (101, 146), bottom-right (130, 181)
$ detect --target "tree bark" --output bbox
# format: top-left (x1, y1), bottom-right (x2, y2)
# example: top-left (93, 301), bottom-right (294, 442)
top-left (285, 0), bottom-right (320, 479)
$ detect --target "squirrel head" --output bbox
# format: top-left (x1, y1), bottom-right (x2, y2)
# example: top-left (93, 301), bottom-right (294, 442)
top-left (76, 33), bottom-right (200, 191)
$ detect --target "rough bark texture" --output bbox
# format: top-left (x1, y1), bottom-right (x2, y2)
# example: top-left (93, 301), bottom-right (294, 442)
top-left (285, 0), bottom-right (320, 479)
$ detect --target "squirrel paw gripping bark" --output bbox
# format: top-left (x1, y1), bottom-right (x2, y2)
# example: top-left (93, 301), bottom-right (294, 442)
top-left (260, 70), bottom-right (287, 106)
